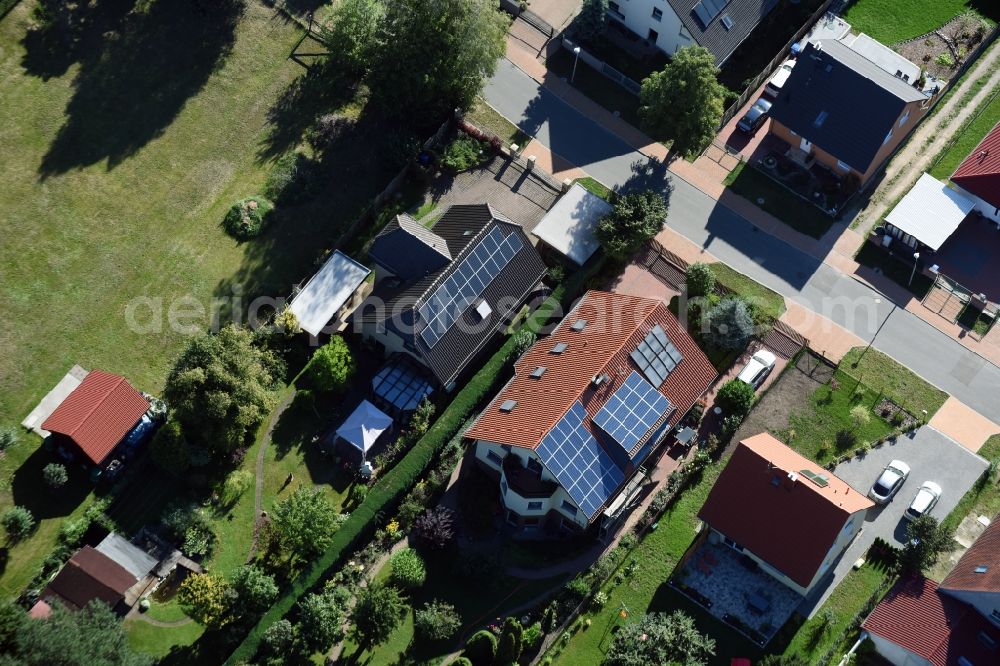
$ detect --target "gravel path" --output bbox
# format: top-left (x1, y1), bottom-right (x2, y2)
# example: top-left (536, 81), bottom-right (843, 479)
top-left (855, 38), bottom-right (1000, 234)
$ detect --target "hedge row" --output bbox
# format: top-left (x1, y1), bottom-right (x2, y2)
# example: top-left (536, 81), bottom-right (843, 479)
top-left (226, 258), bottom-right (603, 663)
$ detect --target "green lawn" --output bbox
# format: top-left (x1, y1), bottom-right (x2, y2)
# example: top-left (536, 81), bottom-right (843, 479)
top-left (843, 0), bottom-right (998, 44)
top-left (340, 558), bottom-right (568, 665)
top-left (126, 617), bottom-right (205, 659)
top-left (781, 369), bottom-right (895, 464)
top-left (930, 86), bottom-right (1000, 180)
top-left (723, 162), bottom-right (835, 239)
top-left (940, 435), bottom-right (1000, 534)
top-left (573, 177), bottom-right (614, 201)
top-left (466, 96), bottom-right (530, 148)
top-left (854, 243), bottom-right (934, 299)
top-left (839, 348), bottom-right (948, 418)
top-left (142, 597), bottom-right (191, 624)
top-left (709, 262), bottom-right (786, 323)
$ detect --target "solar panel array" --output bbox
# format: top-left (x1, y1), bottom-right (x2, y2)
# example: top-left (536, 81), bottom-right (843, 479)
top-left (537, 402), bottom-right (625, 519)
top-left (630, 325), bottom-right (684, 387)
top-left (417, 227), bottom-right (523, 349)
top-left (593, 371), bottom-right (671, 454)
top-left (693, 0), bottom-right (729, 27)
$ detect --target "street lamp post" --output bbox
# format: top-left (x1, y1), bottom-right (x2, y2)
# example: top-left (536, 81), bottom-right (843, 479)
top-left (571, 46), bottom-right (581, 84)
top-left (909, 251), bottom-right (921, 286)
top-left (853, 297), bottom-right (893, 369)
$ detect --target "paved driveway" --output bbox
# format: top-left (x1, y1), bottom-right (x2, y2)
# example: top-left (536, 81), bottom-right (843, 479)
top-left (801, 427), bottom-right (988, 615)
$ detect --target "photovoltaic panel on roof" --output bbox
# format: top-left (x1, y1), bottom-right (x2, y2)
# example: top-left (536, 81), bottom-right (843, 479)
top-left (629, 325), bottom-right (683, 387)
top-left (417, 227), bottom-right (523, 349)
top-left (593, 371), bottom-right (671, 454)
top-left (693, 0), bottom-right (728, 27)
top-left (536, 402), bottom-right (625, 519)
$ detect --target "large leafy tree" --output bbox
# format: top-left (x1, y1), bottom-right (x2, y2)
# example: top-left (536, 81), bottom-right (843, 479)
top-left (164, 325), bottom-right (283, 458)
top-left (320, 0), bottom-right (386, 73)
top-left (352, 583), bottom-right (407, 648)
top-left (271, 486), bottom-right (339, 560)
top-left (639, 46), bottom-right (727, 157)
top-left (229, 564), bottom-right (278, 614)
top-left (604, 611), bottom-right (715, 666)
top-left (7, 600), bottom-right (151, 666)
top-left (307, 336), bottom-right (355, 392)
top-left (901, 514), bottom-right (952, 573)
top-left (177, 573), bottom-right (231, 629)
top-left (298, 588), bottom-right (350, 652)
top-left (595, 189), bottom-right (667, 261)
top-left (366, 0), bottom-right (508, 124)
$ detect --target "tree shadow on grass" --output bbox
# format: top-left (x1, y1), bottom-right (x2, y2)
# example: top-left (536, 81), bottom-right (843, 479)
top-left (10, 446), bottom-right (92, 521)
top-left (26, 0), bottom-right (245, 178)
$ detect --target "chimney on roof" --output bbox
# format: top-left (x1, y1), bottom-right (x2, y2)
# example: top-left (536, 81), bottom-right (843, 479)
top-left (978, 149), bottom-right (990, 163)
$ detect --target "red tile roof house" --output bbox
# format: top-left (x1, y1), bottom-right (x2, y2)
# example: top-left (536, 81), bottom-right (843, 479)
top-left (697, 434), bottom-right (873, 597)
top-left (465, 291), bottom-right (717, 535)
top-left (41, 370), bottom-right (150, 475)
top-left (951, 121), bottom-right (1000, 225)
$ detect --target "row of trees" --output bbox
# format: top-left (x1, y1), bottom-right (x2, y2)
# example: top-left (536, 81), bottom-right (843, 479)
top-left (322, 0), bottom-right (507, 126)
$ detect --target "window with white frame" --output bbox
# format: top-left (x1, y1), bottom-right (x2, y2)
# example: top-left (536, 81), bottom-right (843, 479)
top-left (486, 449), bottom-right (504, 467)
top-left (652, 7), bottom-right (662, 21)
top-left (527, 501), bottom-right (543, 511)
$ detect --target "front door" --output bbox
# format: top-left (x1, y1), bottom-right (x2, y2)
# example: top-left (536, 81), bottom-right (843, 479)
top-left (799, 137), bottom-right (813, 152)
top-left (648, 29), bottom-right (659, 44)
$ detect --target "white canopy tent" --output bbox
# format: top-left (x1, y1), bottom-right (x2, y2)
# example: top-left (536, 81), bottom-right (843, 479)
top-left (335, 400), bottom-right (393, 459)
top-left (885, 174), bottom-right (976, 251)
top-left (289, 250), bottom-right (371, 336)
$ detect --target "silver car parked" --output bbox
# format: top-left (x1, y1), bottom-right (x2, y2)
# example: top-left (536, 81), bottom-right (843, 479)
top-left (869, 460), bottom-right (911, 504)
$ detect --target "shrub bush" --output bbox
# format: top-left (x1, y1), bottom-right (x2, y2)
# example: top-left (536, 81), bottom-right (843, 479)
top-left (264, 152), bottom-right (319, 205)
top-left (411, 506), bottom-right (456, 551)
top-left (523, 621), bottom-right (543, 649)
top-left (464, 629), bottom-right (498, 666)
top-left (2, 506), bottom-right (35, 542)
top-left (685, 262), bottom-right (716, 298)
top-left (441, 134), bottom-right (486, 173)
top-left (43, 463), bottom-right (68, 489)
top-left (389, 548), bottom-right (427, 590)
top-left (307, 337), bottom-right (356, 392)
top-left (702, 297), bottom-right (754, 350)
top-left (0, 425), bottom-right (18, 454)
top-left (715, 379), bottom-right (755, 418)
top-left (413, 599), bottom-right (461, 642)
top-left (306, 114), bottom-right (355, 152)
top-left (222, 197), bottom-right (273, 241)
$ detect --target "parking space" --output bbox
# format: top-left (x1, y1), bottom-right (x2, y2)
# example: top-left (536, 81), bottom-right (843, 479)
top-left (718, 81), bottom-right (773, 158)
top-left (802, 427), bottom-right (989, 616)
top-left (833, 427), bottom-right (988, 546)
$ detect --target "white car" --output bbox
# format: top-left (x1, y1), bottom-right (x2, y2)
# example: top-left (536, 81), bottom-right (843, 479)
top-left (764, 59), bottom-right (796, 97)
top-left (737, 350), bottom-right (777, 390)
top-left (869, 460), bottom-right (911, 504)
top-left (904, 481), bottom-right (942, 521)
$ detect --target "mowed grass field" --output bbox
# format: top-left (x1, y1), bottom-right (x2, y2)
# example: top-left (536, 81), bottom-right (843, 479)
top-left (843, 0), bottom-right (999, 44)
top-left (0, 0), bottom-right (309, 596)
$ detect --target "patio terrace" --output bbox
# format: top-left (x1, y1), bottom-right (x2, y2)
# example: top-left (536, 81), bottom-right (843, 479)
top-left (749, 135), bottom-right (854, 216)
top-left (670, 532), bottom-right (802, 646)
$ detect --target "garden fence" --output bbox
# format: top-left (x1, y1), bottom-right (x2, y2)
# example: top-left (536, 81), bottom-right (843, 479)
top-left (717, 0), bottom-right (836, 129)
top-left (560, 36), bottom-right (643, 96)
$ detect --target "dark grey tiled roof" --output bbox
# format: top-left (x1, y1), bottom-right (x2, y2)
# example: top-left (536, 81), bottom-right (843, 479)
top-left (667, 0), bottom-right (780, 65)
top-left (359, 205), bottom-right (546, 386)
top-left (769, 40), bottom-right (926, 174)
top-left (368, 213), bottom-right (451, 282)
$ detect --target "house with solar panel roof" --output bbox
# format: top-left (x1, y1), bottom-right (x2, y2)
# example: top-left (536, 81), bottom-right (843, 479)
top-left (465, 291), bottom-right (717, 534)
top-left (356, 204), bottom-right (547, 396)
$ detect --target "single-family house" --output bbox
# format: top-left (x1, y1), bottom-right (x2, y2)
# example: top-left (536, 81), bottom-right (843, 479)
top-left (939, 515), bottom-right (1000, 628)
top-left (41, 370), bottom-right (151, 475)
top-left (606, 0), bottom-right (780, 65)
top-left (465, 290), bottom-right (717, 534)
top-left (697, 433), bottom-right (873, 597)
top-left (863, 575), bottom-right (1000, 666)
top-left (951, 120), bottom-right (1000, 224)
top-left (767, 39), bottom-right (932, 187)
top-left (357, 204), bottom-right (547, 390)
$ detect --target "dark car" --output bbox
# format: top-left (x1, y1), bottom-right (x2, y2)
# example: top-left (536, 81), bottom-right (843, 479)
top-left (737, 98), bottom-right (773, 134)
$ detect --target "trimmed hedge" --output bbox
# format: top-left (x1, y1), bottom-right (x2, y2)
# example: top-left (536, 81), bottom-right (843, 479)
top-left (226, 258), bottom-right (603, 664)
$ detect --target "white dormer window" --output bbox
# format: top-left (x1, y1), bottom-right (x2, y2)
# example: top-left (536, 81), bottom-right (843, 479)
top-left (475, 300), bottom-right (492, 319)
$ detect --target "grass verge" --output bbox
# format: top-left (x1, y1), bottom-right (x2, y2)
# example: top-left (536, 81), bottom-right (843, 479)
top-left (723, 162), bottom-right (834, 239)
top-left (466, 97), bottom-right (530, 147)
top-left (839, 348), bottom-right (949, 418)
top-left (940, 435), bottom-right (1000, 535)
top-left (709, 262), bottom-right (786, 323)
top-left (929, 86), bottom-right (1000, 180)
top-left (573, 177), bottom-right (613, 201)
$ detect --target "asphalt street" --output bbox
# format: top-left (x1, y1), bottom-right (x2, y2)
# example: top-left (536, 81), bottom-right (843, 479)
top-left (485, 59), bottom-right (1000, 423)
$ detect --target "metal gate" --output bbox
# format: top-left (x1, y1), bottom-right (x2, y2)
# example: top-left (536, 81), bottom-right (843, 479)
top-left (922, 274), bottom-right (971, 322)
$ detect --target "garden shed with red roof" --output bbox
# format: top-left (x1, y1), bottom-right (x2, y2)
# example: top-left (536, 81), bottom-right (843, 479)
top-left (41, 370), bottom-right (149, 467)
